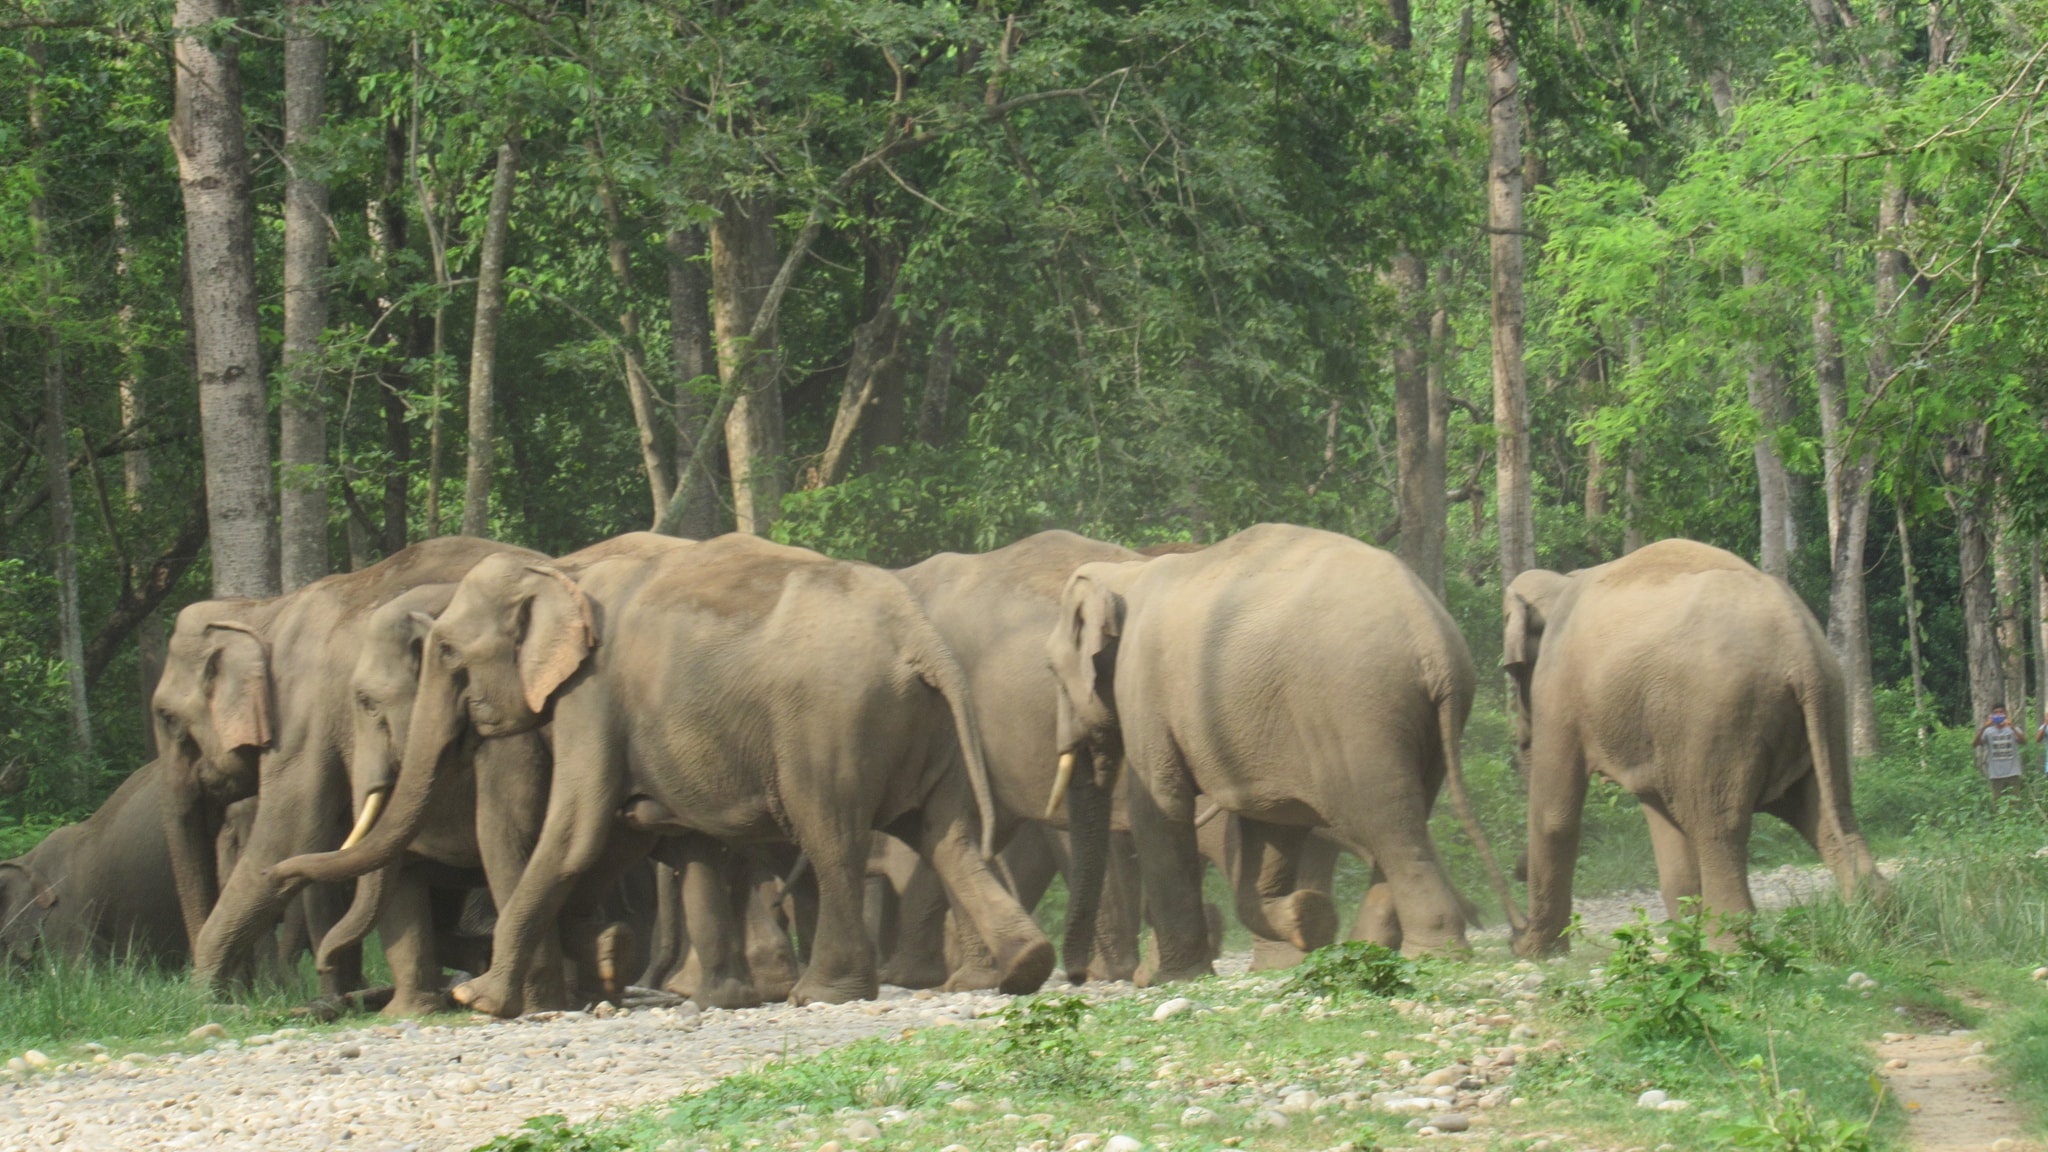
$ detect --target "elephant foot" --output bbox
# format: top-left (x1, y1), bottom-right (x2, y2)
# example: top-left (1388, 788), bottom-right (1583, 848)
top-left (1248, 938), bottom-right (1307, 971)
top-left (587, 921), bottom-right (637, 1001)
top-left (747, 948), bottom-right (801, 1002)
top-left (1084, 955), bottom-right (1138, 984)
top-left (1512, 928), bottom-right (1568, 960)
top-left (993, 938), bottom-right (1054, 996)
top-left (788, 967), bottom-right (880, 1005)
top-left (1135, 959), bottom-right (1214, 988)
top-left (691, 976), bottom-right (763, 1011)
top-left (942, 963), bottom-right (1004, 992)
top-left (877, 954), bottom-right (948, 990)
top-left (380, 989), bottom-right (450, 1018)
top-left (1279, 889), bottom-right (1338, 953)
top-left (451, 970), bottom-right (524, 1018)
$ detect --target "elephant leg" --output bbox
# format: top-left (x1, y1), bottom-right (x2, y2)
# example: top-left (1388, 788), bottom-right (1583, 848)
top-left (661, 839), bottom-right (757, 1008)
top-left (1233, 818), bottom-right (1337, 957)
top-left (904, 782), bottom-right (1055, 997)
top-left (1352, 874), bottom-right (1402, 951)
top-left (876, 858), bottom-right (950, 989)
top-left (1088, 831), bottom-right (1142, 982)
top-left (1640, 800), bottom-right (1702, 922)
top-left (1516, 737), bottom-right (1590, 958)
top-left (943, 842), bottom-right (1024, 991)
top-left (638, 863), bottom-right (682, 990)
top-left (475, 731), bottom-right (568, 1013)
top-left (1690, 808), bottom-right (1758, 944)
top-left (455, 751), bottom-right (622, 1018)
top-left (744, 861), bottom-right (802, 1001)
top-left (1126, 761), bottom-right (1211, 986)
top-left (864, 873), bottom-right (896, 967)
top-left (302, 883), bottom-right (364, 999)
top-left (785, 816), bottom-right (879, 1005)
top-left (561, 831), bottom-right (658, 1004)
top-left (378, 869), bottom-right (445, 1016)
top-left (1335, 769), bottom-right (1465, 956)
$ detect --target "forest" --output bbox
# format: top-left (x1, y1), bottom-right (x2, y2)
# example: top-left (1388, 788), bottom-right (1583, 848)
top-left (2, 0), bottom-right (2046, 819)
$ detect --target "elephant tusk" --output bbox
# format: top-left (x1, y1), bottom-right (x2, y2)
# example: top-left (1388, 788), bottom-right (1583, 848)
top-left (340, 789), bottom-right (389, 852)
top-left (1193, 800), bottom-right (1222, 829)
top-left (1045, 753), bottom-right (1076, 820)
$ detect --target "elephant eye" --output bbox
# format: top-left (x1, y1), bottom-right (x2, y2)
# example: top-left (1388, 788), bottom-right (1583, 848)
top-left (356, 692), bottom-right (378, 718)
top-left (437, 641), bottom-right (461, 669)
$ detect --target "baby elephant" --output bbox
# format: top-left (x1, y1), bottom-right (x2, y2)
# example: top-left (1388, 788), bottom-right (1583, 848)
top-left (1505, 539), bottom-right (1885, 956)
top-left (0, 761), bottom-right (187, 965)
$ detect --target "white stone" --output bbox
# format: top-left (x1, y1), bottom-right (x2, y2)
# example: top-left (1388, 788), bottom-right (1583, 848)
top-left (2032, 967), bottom-right (2048, 981)
top-left (1104, 1136), bottom-right (1144, 1152)
top-left (1636, 1089), bottom-right (1668, 1108)
top-left (1152, 998), bottom-right (1196, 1022)
top-left (21, 1051), bottom-right (49, 1069)
top-left (1657, 1099), bottom-right (1691, 1112)
top-left (1179, 1106), bottom-right (1217, 1128)
top-left (187, 1024), bottom-right (227, 1041)
top-left (844, 1119), bottom-right (881, 1143)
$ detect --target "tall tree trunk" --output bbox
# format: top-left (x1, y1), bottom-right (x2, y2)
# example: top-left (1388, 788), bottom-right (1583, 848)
top-left (1896, 497), bottom-right (1927, 715)
top-left (594, 158), bottom-right (676, 523)
top-left (173, 0), bottom-right (278, 597)
top-left (1814, 284), bottom-right (1879, 753)
top-left (2034, 541), bottom-right (2047, 733)
top-left (1993, 502), bottom-right (2028, 723)
top-left (711, 196), bottom-right (784, 535)
top-left (279, 0), bottom-right (330, 590)
top-left (1745, 260), bottom-right (1796, 580)
top-left (371, 121), bottom-right (414, 557)
top-left (1945, 423), bottom-right (2001, 723)
top-left (29, 42), bottom-right (92, 784)
top-left (917, 324), bottom-right (957, 448)
top-left (461, 131), bottom-right (520, 540)
top-left (1622, 318), bottom-right (1645, 554)
top-left (1486, 12), bottom-right (1534, 587)
top-left (664, 226), bottom-right (722, 540)
top-left (114, 193), bottom-right (165, 756)
top-left (1392, 251), bottom-right (1444, 594)
top-left (811, 243), bottom-right (904, 490)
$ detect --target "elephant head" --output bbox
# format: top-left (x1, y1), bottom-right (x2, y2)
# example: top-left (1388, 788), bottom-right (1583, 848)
top-left (1046, 562), bottom-right (1140, 778)
top-left (0, 858), bottom-right (59, 963)
top-left (1502, 568), bottom-right (1574, 757)
top-left (341, 585), bottom-right (457, 849)
top-left (270, 553), bottom-right (594, 888)
top-left (152, 601), bottom-right (275, 948)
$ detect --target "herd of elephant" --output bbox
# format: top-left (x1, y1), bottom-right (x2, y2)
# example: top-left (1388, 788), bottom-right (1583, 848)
top-left (0, 525), bottom-right (1886, 1019)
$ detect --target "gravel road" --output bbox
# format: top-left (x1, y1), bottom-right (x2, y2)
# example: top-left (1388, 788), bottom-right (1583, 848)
top-left (0, 862), bottom-right (1865, 1152)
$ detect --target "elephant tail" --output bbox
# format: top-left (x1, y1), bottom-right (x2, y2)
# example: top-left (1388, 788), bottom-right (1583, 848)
top-left (1438, 694), bottom-right (1527, 934)
top-left (1797, 669), bottom-right (1883, 902)
top-left (905, 629), bottom-right (1000, 860)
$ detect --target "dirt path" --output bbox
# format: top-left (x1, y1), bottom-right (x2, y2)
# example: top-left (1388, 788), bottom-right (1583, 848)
top-left (1876, 1029), bottom-right (2041, 1152)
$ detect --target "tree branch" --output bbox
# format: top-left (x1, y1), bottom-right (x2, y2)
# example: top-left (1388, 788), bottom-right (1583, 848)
top-left (83, 489), bottom-right (208, 688)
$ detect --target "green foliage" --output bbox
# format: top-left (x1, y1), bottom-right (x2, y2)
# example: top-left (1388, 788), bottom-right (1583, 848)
top-left (994, 992), bottom-right (1100, 1090)
top-left (1285, 941), bottom-right (1417, 1000)
top-left (1596, 904), bottom-right (1733, 1042)
top-left (1711, 1060), bottom-right (1874, 1152)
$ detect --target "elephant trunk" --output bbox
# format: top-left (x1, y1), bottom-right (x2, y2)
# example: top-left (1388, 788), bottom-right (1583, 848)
top-left (160, 762), bottom-right (220, 954)
top-left (269, 661), bottom-right (462, 888)
top-left (906, 629), bottom-right (1000, 859)
top-left (1057, 744), bottom-right (1115, 985)
top-left (315, 863), bottom-right (395, 973)
top-left (1438, 694), bottom-right (1526, 934)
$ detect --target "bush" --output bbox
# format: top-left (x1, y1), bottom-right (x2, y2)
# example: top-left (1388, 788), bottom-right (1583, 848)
top-left (1285, 941), bottom-right (1418, 1000)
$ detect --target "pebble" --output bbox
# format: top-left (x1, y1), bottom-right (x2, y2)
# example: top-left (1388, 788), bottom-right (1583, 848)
top-left (1152, 998), bottom-right (1197, 1021)
top-left (1180, 1106), bottom-right (1218, 1127)
top-left (819, 1142), bottom-right (843, 1152)
top-left (1427, 1113), bottom-right (1470, 1132)
top-left (1636, 1089), bottom-right (1668, 1108)
top-left (1886, 1058), bottom-right (1909, 1069)
top-left (1104, 1136), bottom-right (1143, 1152)
top-left (844, 1118), bottom-right (882, 1142)
top-left (188, 1023), bottom-right (228, 1041)
top-left (1657, 1099), bottom-right (1691, 1112)
top-left (20, 1051), bottom-right (49, 1070)
top-left (2031, 967), bottom-right (2047, 981)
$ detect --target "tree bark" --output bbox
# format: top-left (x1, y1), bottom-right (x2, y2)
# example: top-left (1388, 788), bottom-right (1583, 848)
top-left (594, 156), bottom-right (677, 523)
top-left (1896, 496), bottom-right (1927, 716)
top-left (279, 0), bottom-right (330, 590)
top-left (173, 0), bottom-right (278, 597)
top-left (711, 196), bottom-right (784, 535)
top-left (114, 193), bottom-right (165, 755)
top-left (664, 226), bottom-right (722, 539)
top-left (1487, 12), bottom-right (1534, 587)
top-left (811, 244), bottom-right (904, 490)
top-left (917, 324), bottom-right (957, 448)
top-left (2034, 541), bottom-right (2047, 732)
top-left (372, 120), bottom-right (414, 557)
top-left (1814, 284), bottom-right (1879, 754)
top-left (1392, 251), bottom-right (1444, 594)
top-left (29, 41), bottom-right (92, 782)
top-left (1745, 260), bottom-right (1796, 581)
top-left (1993, 502), bottom-right (2028, 723)
top-left (1945, 422), bottom-right (2001, 723)
top-left (461, 131), bottom-right (520, 540)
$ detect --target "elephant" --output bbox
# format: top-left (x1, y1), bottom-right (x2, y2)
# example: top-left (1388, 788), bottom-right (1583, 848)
top-left (0, 761), bottom-right (186, 965)
top-left (1048, 523), bottom-right (1515, 983)
top-left (888, 530), bottom-right (1144, 987)
top-left (152, 535), bottom-right (537, 995)
top-left (271, 532), bottom-right (1055, 1015)
top-left (1503, 539), bottom-right (1884, 956)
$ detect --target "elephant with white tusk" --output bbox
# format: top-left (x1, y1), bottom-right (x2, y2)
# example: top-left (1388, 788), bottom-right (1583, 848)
top-left (1505, 539), bottom-right (1885, 957)
top-left (1047, 523), bottom-right (1519, 983)
top-left (269, 533), bottom-right (1053, 1016)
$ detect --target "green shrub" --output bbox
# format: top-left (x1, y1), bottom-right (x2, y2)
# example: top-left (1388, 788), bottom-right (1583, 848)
top-left (1285, 940), bottom-right (1418, 999)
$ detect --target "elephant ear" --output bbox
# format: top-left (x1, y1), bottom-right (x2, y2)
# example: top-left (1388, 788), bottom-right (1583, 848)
top-left (1502, 588), bottom-right (1541, 672)
top-left (515, 565), bottom-right (597, 714)
top-left (0, 862), bottom-right (57, 910)
top-left (1072, 573), bottom-right (1127, 700)
top-left (202, 622), bottom-right (274, 752)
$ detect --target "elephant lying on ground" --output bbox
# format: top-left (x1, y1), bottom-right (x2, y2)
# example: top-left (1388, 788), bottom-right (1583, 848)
top-left (0, 761), bottom-right (186, 965)
top-left (153, 537), bottom-right (538, 996)
top-left (1504, 539), bottom-right (1884, 956)
top-left (1049, 523), bottom-right (1518, 983)
top-left (273, 533), bottom-right (1054, 1014)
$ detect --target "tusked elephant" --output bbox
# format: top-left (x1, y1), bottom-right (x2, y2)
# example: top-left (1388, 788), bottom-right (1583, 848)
top-left (1504, 539), bottom-right (1884, 956)
top-left (1048, 523), bottom-right (1517, 983)
top-left (152, 536), bottom-right (539, 995)
top-left (0, 761), bottom-right (186, 965)
top-left (888, 530), bottom-right (1145, 987)
top-left (271, 533), bottom-right (1054, 1015)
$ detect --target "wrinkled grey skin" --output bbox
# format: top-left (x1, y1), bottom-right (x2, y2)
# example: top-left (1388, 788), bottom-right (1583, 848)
top-left (1049, 524), bottom-right (1495, 983)
top-left (0, 762), bottom-right (186, 965)
top-left (889, 530), bottom-right (1143, 986)
top-left (152, 536), bottom-right (535, 995)
top-left (272, 533), bottom-right (1053, 1016)
top-left (1505, 539), bottom-right (1884, 957)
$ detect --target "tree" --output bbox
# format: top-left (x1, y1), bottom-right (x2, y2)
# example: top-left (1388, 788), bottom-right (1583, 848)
top-left (280, 0), bottom-right (331, 590)
top-left (461, 130), bottom-right (520, 539)
top-left (173, 0), bottom-right (277, 598)
top-left (1487, 6), bottom-right (1533, 587)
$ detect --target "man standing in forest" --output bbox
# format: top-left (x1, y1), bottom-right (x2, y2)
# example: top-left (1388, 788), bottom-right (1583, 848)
top-left (1973, 710), bottom-right (2026, 801)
